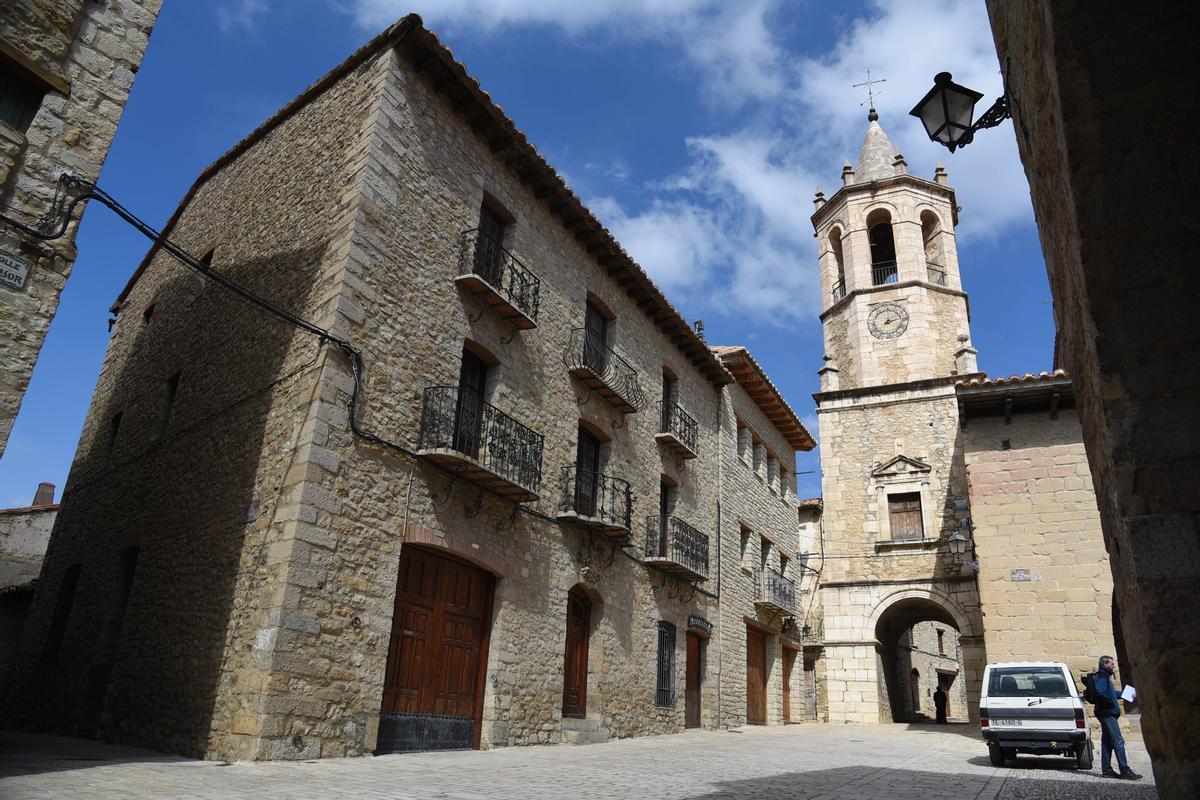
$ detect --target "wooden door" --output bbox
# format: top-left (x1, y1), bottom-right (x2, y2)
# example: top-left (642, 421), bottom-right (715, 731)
top-left (562, 586), bottom-right (591, 718)
top-left (685, 632), bottom-right (702, 728)
top-left (454, 351), bottom-right (488, 459)
top-left (782, 648), bottom-right (797, 722)
top-left (746, 626), bottom-right (767, 725)
top-left (583, 302), bottom-right (608, 371)
top-left (575, 429), bottom-right (600, 516)
top-left (474, 204), bottom-right (505, 284)
top-left (378, 547), bottom-right (494, 753)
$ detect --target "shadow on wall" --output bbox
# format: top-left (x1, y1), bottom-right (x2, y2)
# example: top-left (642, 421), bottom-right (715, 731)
top-left (1, 244), bottom-right (328, 758)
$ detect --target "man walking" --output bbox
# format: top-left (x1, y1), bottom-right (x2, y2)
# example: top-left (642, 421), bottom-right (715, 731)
top-left (933, 685), bottom-right (948, 724)
top-left (1092, 655), bottom-right (1141, 779)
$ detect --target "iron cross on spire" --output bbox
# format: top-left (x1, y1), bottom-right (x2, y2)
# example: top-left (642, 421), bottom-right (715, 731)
top-left (853, 68), bottom-right (886, 120)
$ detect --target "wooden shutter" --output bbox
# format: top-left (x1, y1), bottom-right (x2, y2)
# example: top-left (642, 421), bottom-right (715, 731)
top-left (888, 492), bottom-right (923, 541)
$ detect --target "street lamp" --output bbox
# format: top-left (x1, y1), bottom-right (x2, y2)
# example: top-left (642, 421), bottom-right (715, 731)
top-left (947, 529), bottom-right (970, 558)
top-left (909, 71), bottom-right (1011, 152)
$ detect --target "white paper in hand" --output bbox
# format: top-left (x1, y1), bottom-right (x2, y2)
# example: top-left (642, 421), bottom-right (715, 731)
top-left (1120, 684), bottom-right (1136, 703)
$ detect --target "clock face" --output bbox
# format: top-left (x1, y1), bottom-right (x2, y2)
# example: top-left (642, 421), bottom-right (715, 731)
top-left (868, 302), bottom-right (909, 339)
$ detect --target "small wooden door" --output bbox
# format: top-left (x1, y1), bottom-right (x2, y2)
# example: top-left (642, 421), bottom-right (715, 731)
top-left (746, 626), bottom-right (767, 725)
top-left (782, 648), bottom-right (797, 722)
top-left (575, 429), bottom-right (601, 516)
top-left (562, 586), bottom-right (591, 718)
top-left (454, 351), bottom-right (488, 459)
top-left (379, 547), bottom-right (494, 753)
top-left (583, 302), bottom-right (608, 371)
top-left (685, 632), bottom-right (702, 728)
top-left (804, 659), bottom-right (818, 720)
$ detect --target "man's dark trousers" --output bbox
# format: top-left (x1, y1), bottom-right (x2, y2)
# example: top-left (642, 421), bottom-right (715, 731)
top-left (1099, 716), bottom-right (1130, 774)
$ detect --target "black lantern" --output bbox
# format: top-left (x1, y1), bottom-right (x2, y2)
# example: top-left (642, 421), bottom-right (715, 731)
top-left (910, 70), bottom-right (1010, 153)
top-left (947, 529), bottom-right (969, 557)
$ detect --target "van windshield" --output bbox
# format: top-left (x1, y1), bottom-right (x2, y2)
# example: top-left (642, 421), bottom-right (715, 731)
top-left (988, 666), bottom-right (1071, 698)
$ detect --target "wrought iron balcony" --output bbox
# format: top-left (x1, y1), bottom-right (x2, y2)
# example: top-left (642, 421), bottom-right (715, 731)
top-left (556, 465), bottom-right (633, 539)
top-left (656, 401), bottom-right (698, 459)
top-left (831, 279), bottom-right (846, 303)
top-left (755, 568), bottom-right (796, 615)
top-left (455, 229), bottom-right (541, 329)
top-left (644, 515), bottom-right (709, 582)
top-left (563, 328), bottom-right (646, 413)
top-left (926, 263), bottom-right (947, 286)
top-left (871, 259), bottom-right (898, 286)
top-left (417, 386), bottom-right (544, 502)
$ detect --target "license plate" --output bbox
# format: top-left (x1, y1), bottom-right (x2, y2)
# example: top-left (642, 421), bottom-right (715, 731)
top-left (992, 719), bottom-right (1023, 727)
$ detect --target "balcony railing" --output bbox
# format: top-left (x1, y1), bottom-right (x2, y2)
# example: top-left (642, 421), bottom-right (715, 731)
top-left (563, 328), bottom-right (646, 413)
top-left (556, 465), bottom-right (633, 538)
top-left (755, 568), bottom-right (796, 614)
top-left (926, 263), bottom-right (947, 286)
top-left (417, 386), bottom-right (544, 502)
top-left (784, 617), bottom-right (824, 645)
top-left (831, 279), bottom-right (846, 303)
top-left (656, 400), bottom-right (698, 459)
top-left (455, 229), bottom-right (541, 329)
top-left (871, 260), bottom-right (898, 286)
top-left (644, 515), bottom-right (709, 581)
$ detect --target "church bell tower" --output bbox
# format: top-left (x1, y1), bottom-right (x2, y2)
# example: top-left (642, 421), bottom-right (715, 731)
top-left (811, 109), bottom-right (977, 391)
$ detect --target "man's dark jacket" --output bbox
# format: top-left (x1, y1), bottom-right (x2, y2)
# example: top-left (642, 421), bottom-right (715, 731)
top-left (1093, 667), bottom-right (1122, 719)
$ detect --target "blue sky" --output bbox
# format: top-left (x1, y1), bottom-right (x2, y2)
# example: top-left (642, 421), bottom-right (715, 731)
top-left (0, 0), bottom-right (1053, 507)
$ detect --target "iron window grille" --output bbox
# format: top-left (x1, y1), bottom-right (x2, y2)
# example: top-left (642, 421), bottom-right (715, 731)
top-left (558, 465), bottom-right (633, 530)
top-left (457, 228), bottom-right (541, 324)
top-left (871, 259), bottom-right (899, 286)
top-left (831, 279), bottom-right (846, 302)
top-left (659, 400), bottom-right (698, 454)
top-left (926, 263), bottom-right (947, 286)
top-left (563, 327), bottom-right (647, 412)
top-left (655, 621), bottom-right (677, 708)
top-left (419, 386), bottom-right (545, 496)
top-left (761, 568), bottom-right (796, 612)
top-left (644, 515), bottom-right (710, 579)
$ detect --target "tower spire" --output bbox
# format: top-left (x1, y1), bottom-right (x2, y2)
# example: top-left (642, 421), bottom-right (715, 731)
top-left (854, 113), bottom-right (898, 183)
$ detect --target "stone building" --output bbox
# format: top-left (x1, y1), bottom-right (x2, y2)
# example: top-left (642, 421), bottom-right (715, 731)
top-left (0, 481), bottom-right (58, 687)
top-left (895, 621), bottom-right (966, 721)
top-left (3, 15), bottom-right (814, 761)
top-left (0, 0), bottom-right (161, 457)
top-left (810, 111), bottom-right (1116, 726)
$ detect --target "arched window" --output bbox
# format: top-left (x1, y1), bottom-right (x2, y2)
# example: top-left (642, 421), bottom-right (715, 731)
top-left (921, 211), bottom-right (946, 286)
top-left (866, 209), bottom-right (897, 285)
top-left (829, 227), bottom-right (846, 301)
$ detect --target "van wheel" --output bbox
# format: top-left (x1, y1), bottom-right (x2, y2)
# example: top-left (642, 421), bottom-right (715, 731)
top-left (988, 745), bottom-right (1005, 766)
top-left (1076, 742), bottom-right (1094, 770)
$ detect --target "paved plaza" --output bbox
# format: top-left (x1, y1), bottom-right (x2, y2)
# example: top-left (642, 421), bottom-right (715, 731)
top-left (0, 723), bottom-right (1155, 800)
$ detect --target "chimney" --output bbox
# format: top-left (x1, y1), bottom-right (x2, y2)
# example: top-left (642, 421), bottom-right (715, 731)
top-left (32, 482), bottom-right (56, 506)
top-left (813, 187), bottom-right (826, 210)
top-left (841, 161), bottom-right (855, 186)
top-left (934, 163), bottom-right (949, 186)
top-left (693, 319), bottom-right (706, 341)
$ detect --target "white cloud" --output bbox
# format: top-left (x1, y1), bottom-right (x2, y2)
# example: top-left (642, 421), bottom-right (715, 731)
top-left (217, 0), bottom-right (270, 33)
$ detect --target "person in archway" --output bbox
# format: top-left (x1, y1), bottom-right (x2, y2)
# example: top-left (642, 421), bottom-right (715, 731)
top-left (1093, 655), bottom-right (1142, 780)
top-left (933, 685), bottom-right (948, 724)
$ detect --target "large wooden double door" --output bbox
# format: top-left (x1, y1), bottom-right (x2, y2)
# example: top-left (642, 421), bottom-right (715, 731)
top-left (378, 546), bottom-right (494, 753)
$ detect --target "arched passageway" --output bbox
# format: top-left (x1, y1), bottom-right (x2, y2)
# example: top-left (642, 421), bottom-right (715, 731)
top-left (873, 596), bottom-right (968, 724)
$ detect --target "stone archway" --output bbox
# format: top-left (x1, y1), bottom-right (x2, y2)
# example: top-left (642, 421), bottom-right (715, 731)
top-left (869, 588), bottom-right (984, 725)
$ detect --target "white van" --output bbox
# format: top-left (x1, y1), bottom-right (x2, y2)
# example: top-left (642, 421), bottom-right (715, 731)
top-left (979, 661), bottom-right (1093, 769)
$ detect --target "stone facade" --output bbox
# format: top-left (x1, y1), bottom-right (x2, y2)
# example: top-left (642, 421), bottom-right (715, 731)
top-left (895, 621), bottom-right (967, 720)
top-left (3, 17), bottom-right (814, 761)
top-left (0, 482), bottom-right (58, 688)
top-left (0, 0), bottom-right (161, 457)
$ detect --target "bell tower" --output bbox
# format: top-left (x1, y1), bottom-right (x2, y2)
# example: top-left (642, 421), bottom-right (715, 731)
top-left (811, 109), bottom-right (976, 392)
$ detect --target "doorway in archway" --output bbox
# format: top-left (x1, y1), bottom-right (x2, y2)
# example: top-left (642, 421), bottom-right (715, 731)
top-left (875, 596), bottom-right (965, 724)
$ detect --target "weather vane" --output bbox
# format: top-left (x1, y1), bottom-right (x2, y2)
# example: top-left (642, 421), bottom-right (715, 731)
top-left (853, 68), bottom-right (887, 112)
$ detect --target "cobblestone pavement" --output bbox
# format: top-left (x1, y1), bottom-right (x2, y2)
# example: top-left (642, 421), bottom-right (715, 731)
top-left (0, 723), bottom-right (1156, 800)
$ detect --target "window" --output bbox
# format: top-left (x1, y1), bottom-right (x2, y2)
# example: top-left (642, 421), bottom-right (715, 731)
top-left (829, 227), bottom-right (846, 298)
top-left (937, 628), bottom-right (945, 655)
top-left (161, 371), bottom-right (182, 436)
top-left (655, 621), bottom-right (676, 707)
top-left (453, 349), bottom-right (488, 458)
top-left (40, 564), bottom-right (82, 672)
top-left (574, 427), bottom-right (601, 517)
top-left (583, 300), bottom-right (610, 373)
top-left (739, 525), bottom-right (751, 567)
top-left (0, 53), bottom-right (48, 133)
top-left (767, 456), bottom-right (779, 492)
top-left (737, 423), bottom-right (752, 462)
top-left (888, 492), bottom-right (923, 541)
top-left (107, 412), bottom-right (122, 455)
top-left (779, 553), bottom-right (790, 577)
top-left (753, 441), bottom-right (766, 477)
top-left (760, 535), bottom-right (771, 572)
top-left (661, 369), bottom-right (677, 432)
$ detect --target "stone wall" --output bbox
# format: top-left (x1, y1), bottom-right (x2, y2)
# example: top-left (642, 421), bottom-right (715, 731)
top-left (0, 0), bottom-right (161, 457)
top-left (0, 500), bottom-right (56, 588)
top-left (985, 4), bottom-right (1198, 795)
top-left (964, 408), bottom-right (1116, 688)
top-left (896, 621), bottom-right (967, 720)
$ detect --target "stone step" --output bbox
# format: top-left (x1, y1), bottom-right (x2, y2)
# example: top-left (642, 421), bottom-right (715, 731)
top-left (561, 717), bottom-right (610, 744)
